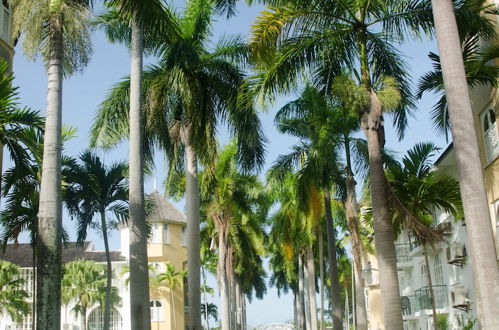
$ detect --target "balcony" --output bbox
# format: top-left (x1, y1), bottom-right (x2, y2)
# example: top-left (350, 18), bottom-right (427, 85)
top-left (401, 285), bottom-right (448, 317)
top-left (414, 285), bottom-right (448, 312)
top-left (395, 243), bottom-right (414, 269)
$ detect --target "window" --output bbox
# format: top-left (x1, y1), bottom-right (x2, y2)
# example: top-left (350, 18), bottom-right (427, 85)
top-left (163, 223), bottom-right (170, 244)
top-left (149, 262), bottom-right (163, 275)
top-left (88, 307), bottom-right (123, 330)
top-left (19, 268), bottom-right (34, 297)
top-left (434, 255), bottom-right (444, 285)
top-left (150, 300), bottom-right (164, 322)
top-left (151, 223), bottom-right (160, 243)
top-left (181, 226), bottom-right (187, 246)
top-left (7, 308), bottom-right (32, 330)
top-left (482, 108), bottom-right (499, 163)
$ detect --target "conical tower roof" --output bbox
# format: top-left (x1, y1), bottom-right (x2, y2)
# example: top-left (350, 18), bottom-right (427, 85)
top-left (147, 190), bottom-right (186, 223)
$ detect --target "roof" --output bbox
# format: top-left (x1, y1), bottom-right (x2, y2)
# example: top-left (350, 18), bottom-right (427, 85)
top-left (147, 190), bottom-right (186, 223)
top-left (0, 242), bottom-right (126, 268)
top-left (434, 143), bottom-right (454, 166)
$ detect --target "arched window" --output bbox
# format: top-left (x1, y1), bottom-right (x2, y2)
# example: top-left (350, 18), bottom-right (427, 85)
top-left (88, 307), bottom-right (123, 330)
top-left (482, 108), bottom-right (499, 163)
top-left (149, 262), bottom-right (163, 275)
top-left (150, 300), bottom-right (164, 322)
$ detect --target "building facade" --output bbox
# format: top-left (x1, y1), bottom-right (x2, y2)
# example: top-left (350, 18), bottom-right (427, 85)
top-left (0, 190), bottom-right (188, 330)
top-left (0, 0), bottom-right (13, 69)
top-left (364, 2), bottom-right (499, 328)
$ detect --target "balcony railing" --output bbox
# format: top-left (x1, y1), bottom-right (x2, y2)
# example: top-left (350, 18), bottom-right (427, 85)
top-left (414, 285), bottom-right (448, 312)
top-left (401, 285), bottom-right (448, 316)
top-left (396, 243), bottom-right (410, 263)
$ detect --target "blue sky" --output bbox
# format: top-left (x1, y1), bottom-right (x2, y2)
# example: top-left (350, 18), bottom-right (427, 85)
top-left (5, 1), bottom-right (449, 326)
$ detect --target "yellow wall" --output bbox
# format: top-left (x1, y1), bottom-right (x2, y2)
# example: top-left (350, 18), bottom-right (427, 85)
top-left (148, 220), bottom-right (187, 330)
top-left (469, 2), bottom-right (499, 254)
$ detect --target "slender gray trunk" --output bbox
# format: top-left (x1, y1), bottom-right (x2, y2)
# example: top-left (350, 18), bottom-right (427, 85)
top-left (229, 268), bottom-right (237, 330)
top-left (324, 189), bottom-right (343, 330)
top-left (301, 253), bottom-right (311, 330)
top-left (360, 93), bottom-right (403, 329)
top-left (294, 292), bottom-right (298, 328)
top-left (184, 133), bottom-right (201, 329)
top-left (319, 228), bottom-right (325, 330)
top-left (216, 218), bottom-right (230, 330)
top-left (344, 137), bottom-right (368, 330)
top-left (202, 270), bottom-right (210, 330)
top-left (100, 211), bottom-right (112, 330)
top-left (235, 280), bottom-right (242, 330)
top-left (345, 283), bottom-right (350, 329)
top-left (32, 241), bottom-right (36, 330)
top-left (423, 246), bottom-right (438, 329)
top-left (82, 307), bottom-right (87, 330)
top-left (242, 293), bottom-right (247, 330)
top-left (296, 258), bottom-right (305, 330)
top-left (100, 213), bottom-right (112, 329)
top-left (128, 13), bottom-right (151, 330)
top-left (306, 246), bottom-right (318, 330)
top-left (36, 16), bottom-right (63, 330)
top-left (431, 1), bottom-right (499, 328)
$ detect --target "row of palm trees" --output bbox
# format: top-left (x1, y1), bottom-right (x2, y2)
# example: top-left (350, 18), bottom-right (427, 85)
top-left (1, 0), bottom-right (498, 329)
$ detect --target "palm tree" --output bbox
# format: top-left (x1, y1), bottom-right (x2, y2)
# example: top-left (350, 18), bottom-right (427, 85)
top-left (0, 58), bottom-right (44, 205)
top-left (9, 0), bottom-right (93, 326)
top-left (387, 142), bottom-right (462, 328)
top-left (168, 142), bottom-right (267, 330)
top-left (92, 2), bottom-right (265, 328)
top-left (96, 1), bottom-right (171, 327)
top-left (431, 1), bottom-right (499, 327)
top-left (266, 168), bottom-right (322, 329)
top-left (271, 85), bottom-right (345, 329)
top-left (200, 303), bottom-right (218, 326)
top-left (0, 260), bottom-right (30, 323)
top-left (417, 0), bottom-right (497, 139)
top-left (62, 260), bottom-right (121, 330)
top-left (1, 127), bottom-right (77, 328)
top-left (65, 151), bottom-right (128, 330)
top-left (157, 263), bottom-right (186, 330)
top-left (251, 1), bottom-right (490, 327)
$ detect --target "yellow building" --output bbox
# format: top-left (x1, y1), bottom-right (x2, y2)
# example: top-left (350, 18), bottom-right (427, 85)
top-left (120, 190), bottom-right (188, 330)
top-left (0, 0), bottom-right (14, 68)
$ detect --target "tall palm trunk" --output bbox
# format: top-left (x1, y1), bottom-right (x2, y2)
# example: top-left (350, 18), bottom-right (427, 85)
top-left (32, 241), bottom-right (36, 330)
top-left (128, 13), bottom-right (151, 330)
top-left (82, 307), bottom-right (87, 330)
top-left (344, 137), bottom-right (368, 330)
top-left (360, 94), bottom-right (403, 329)
top-left (423, 246), bottom-right (438, 329)
top-left (202, 270), bottom-right (210, 330)
top-left (296, 258), bottom-right (305, 330)
top-left (229, 267), bottom-right (237, 329)
top-left (301, 253), bottom-right (311, 329)
top-left (216, 218), bottom-right (230, 330)
top-left (170, 285), bottom-right (176, 329)
top-left (323, 189), bottom-right (343, 330)
top-left (100, 211), bottom-right (112, 330)
top-left (318, 227), bottom-right (325, 330)
top-left (36, 15), bottom-right (63, 330)
top-left (306, 246), bottom-right (318, 330)
top-left (431, 1), bottom-right (499, 327)
top-left (184, 135), bottom-right (202, 329)
top-left (344, 281), bottom-right (350, 329)
top-left (235, 280), bottom-right (242, 329)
